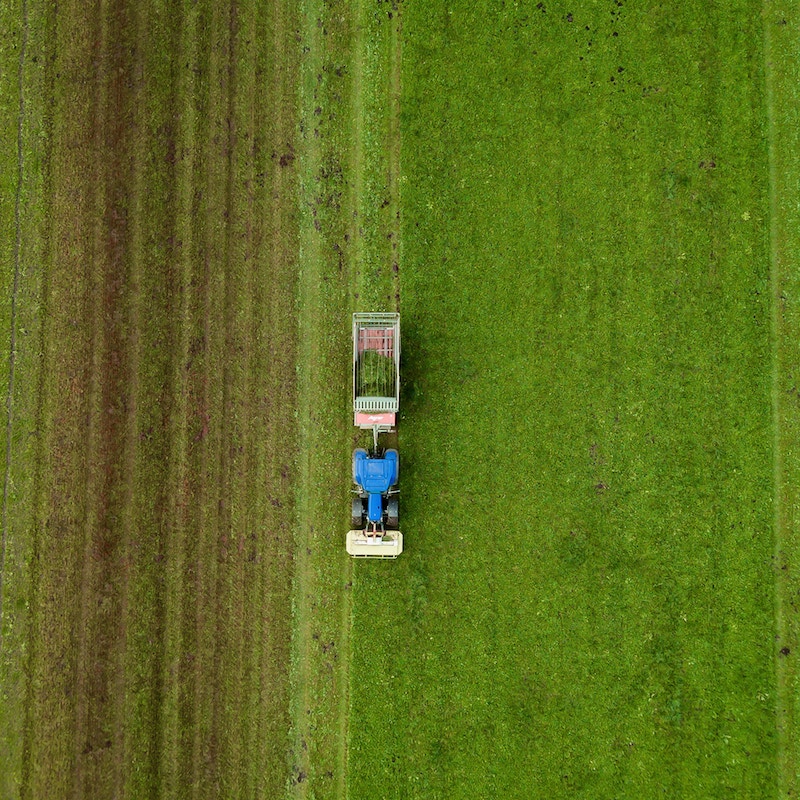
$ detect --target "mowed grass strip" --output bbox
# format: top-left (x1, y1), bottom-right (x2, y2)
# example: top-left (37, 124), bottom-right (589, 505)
top-left (287, 0), bottom-right (419, 794)
top-left (0, 0), bottom-right (48, 794)
top-left (11, 0), bottom-right (301, 798)
top-left (349, 2), bottom-right (779, 797)
top-left (763, 0), bottom-right (800, 793)
top-left (21, 0), bottom-right (124, 793)
top-left (290, 1), bottom-right (357, 795)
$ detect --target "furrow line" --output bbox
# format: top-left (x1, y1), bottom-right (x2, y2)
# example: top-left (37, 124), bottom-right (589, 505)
top-left (192, 0), bottom-right (229, 790)
top-left (188, 2), bottom-right (215, 791)
top-left (71, 0), bottom-right (110, 792)
top-left (156, 0), bottom-right (197, 795)
top-left (115, 0), bottom-right (147, 790)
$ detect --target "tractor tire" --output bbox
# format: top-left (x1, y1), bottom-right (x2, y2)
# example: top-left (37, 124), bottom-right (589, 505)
top-left (352, 448), bottom-right (368, 484)
top-left (351, 497), bottom-right (365, 530)
top-left (386, 497), bottom-right (399, 529)
top-left (385, 448), bottom-right (399, 485)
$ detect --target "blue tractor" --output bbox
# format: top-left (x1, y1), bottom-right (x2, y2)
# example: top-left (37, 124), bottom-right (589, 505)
top-left (351, 448), bottom-right (399, 533)
top-left (348, 313), bottom-right (403, 558)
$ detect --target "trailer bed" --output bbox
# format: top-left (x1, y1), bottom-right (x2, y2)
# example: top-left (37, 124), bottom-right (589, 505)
top-left (353, 312), bottom-right (400, 430)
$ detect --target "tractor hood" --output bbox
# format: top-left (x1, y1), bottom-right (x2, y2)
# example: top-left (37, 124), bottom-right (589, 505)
top-left (353, 449), bottom-right (398, 494)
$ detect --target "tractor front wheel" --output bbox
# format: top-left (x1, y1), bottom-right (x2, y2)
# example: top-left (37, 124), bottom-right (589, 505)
top-left (386, 497), bottom-right (399, 529)
top-left (351, 497), bottom-right (365, 529)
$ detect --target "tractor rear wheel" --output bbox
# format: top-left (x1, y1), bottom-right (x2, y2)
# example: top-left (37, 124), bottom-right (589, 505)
top-left (386, 497), bottom-right (399, 529)
top-left (352, 448), bottom-right (368, 484)
top-left (386, 448), bottom-right (399, 485)
top-left (351, 497), bottom-right (365, 529)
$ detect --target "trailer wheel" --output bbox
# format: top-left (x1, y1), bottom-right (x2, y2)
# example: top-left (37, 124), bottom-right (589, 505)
top-left (351, 497), bottom-right (365, 529)
top-left (352, 448), bottom-right (368, 484)
top-left (386, 497), bottom-right (399, 529)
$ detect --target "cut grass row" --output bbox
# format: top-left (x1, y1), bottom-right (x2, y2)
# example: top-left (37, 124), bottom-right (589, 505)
top-left (288, 0), bottom-right (404, 797)
top-left (348, 1), bottom-right (789, 797)
top-left (1, 0), bottom-right (301, 797)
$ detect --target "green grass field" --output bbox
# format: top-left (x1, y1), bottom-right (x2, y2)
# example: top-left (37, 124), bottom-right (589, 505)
top-left (1, 0), bottom-right (799, 798)
top-left (345, 1), bottom-right (799, 797)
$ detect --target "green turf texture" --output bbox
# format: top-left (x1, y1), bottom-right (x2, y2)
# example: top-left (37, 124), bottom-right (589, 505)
top-left (348, 2), bottom-right (780, 797)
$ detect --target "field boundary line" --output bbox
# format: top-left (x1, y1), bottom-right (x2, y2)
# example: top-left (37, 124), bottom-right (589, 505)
top-left (0, 0), bottom-right (30, 649)
top-left (763, 3), bottom-right (799, 796)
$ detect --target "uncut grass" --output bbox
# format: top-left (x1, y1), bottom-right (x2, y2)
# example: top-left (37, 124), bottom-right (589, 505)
top-left (349, 2), bottom-right (777, 797)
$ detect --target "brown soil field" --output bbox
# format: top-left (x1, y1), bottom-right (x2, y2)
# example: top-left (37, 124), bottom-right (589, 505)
top-left (1, 0), bottom-right (301, 797)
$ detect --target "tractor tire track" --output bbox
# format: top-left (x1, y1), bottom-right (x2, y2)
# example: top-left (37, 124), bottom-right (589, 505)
top-left (291, 1), bottom-right (406, 797)
top-left (389, 3), bottom-right (403, 315)
top-left (0, 0), bottom-right (30, 645)
top-left (763, 4), bottom-right (800, 796)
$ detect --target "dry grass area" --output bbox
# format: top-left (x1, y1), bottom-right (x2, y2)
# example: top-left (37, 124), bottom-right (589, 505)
top-left (1, 0), bottom-right (300, 797)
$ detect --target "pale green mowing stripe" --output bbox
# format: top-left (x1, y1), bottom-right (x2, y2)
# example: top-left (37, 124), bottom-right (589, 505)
top-left (228, 4), bottom-right (257, 794)
top-left (289, 0), bottom-right (328, 790)
top-left (193, 0), bottom-right (228, 791)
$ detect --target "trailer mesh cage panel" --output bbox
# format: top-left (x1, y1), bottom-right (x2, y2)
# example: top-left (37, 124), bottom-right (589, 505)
top-left (352, 313), bottom-right (400, 415)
